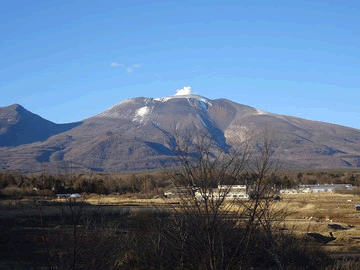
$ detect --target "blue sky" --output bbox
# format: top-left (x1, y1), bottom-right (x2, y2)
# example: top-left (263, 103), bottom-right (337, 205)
top-left (1, 0), bottom-right (359, 128)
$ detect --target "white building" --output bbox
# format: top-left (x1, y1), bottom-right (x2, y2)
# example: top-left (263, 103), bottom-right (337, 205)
top-left (280, 184), bottom-right (353, 194)
top-left (195, 185), bottom-right (249, 200)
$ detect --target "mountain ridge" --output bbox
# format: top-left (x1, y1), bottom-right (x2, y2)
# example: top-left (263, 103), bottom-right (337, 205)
top-left (0, 103), bottom-right (82, 147)
top-left (1, 94), bottom-right (360, 173)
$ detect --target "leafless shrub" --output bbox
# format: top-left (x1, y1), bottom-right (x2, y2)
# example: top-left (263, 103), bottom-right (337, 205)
top-left (2, 186), bottom-right (26, 200)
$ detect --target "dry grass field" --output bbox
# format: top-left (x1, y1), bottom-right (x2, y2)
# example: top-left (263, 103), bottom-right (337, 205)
top-left (2, 191), bottom-right (360, 269)
top-left (84, 192), bottom-right (360, 258)
top-left (265, 193), bottom-right (360, 257)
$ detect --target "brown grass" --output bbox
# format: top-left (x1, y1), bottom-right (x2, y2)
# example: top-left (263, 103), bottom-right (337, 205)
top-left (221, 192), bottom-right (360, 257)
top-left (3, 190), bottom-right (360, 257)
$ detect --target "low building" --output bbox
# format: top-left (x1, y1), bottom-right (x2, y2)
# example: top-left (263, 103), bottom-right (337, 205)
top-left (280, 184), bottom-right (353, 194)
top-left (195, 185), bottom-right (249, 201)
top-left (300, 184), bottom-right (353, 193)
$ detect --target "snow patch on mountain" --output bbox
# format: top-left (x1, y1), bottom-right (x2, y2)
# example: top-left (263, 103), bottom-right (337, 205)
top-left (198, 98), bottom-right (212, 110)
top-left (133, 106), bottom-right (151, 123)
top-left (154, 94), bottom-right (210, 103)
top-left (197, 114), bottom-right (207, 127)
top-left (256, 109), bottom-right (269, 115)
top-left (154, 87), bottom-right (213, 105)
top-left (136, 106), bottom-right (149, 117)
top-left (154, 97), bottom-right (172, 102)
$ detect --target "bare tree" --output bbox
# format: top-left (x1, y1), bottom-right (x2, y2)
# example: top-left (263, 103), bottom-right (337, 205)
top-left (154, 126), bottom-right (290, 269)
top-left (154, 128), bottom-right (258, 270)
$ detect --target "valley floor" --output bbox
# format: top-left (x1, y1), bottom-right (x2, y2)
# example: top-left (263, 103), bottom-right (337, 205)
top-left (2, 193), bottom-right (360, 269)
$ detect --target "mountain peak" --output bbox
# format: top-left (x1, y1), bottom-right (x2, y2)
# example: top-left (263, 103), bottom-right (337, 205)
top-left (154, 86), bottom-right (208, 101)
top-left (94, 87), bottom-right (213, 119)
top-left (7, 103), bottom-right (25, 110)
top-left (154, 93), bottom-right (208, 102)
top-left (151, 86), bottom-right (210, 102)
top-left (0, 104), bottom-right (28, 123)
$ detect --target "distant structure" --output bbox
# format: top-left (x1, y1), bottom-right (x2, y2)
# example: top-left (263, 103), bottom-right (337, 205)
top-left (280, 184), bottom-right (353, 194)
top-left (164, 185), bottom-right (249, 200)
top-left (195, 185), bottom-right (249, 201)
top-left (165, 183), bottom-right (353, 199)
top-left (56, 193), bottom-right (81, 198)
top-left (216, 185), bottom-right (249, 200)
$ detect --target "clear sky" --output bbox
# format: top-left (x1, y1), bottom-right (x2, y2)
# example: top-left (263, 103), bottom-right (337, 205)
top-left (1, 0), bottom-right (359, 128)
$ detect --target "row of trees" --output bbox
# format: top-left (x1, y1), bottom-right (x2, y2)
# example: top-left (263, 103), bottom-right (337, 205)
top-left (2, 169), bottom-right (359, 199)
top-left (296, 171), bottom-right (360, 186)
top-left (0, 171), bottom-right (171, 197)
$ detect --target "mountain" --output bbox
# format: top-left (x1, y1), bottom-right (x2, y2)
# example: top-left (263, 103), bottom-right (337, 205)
top-left (1, 94), bottom-right (360, 173)
top-left (0, 104), bottom-right (81, 147)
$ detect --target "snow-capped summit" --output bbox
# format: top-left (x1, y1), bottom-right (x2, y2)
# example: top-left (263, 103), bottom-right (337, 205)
top-left (95, 87), bottom-right (214, 121)
top-left (1, 87), bottom-right (360, 173)
top-left (154, 86), bottom-right (209, 102)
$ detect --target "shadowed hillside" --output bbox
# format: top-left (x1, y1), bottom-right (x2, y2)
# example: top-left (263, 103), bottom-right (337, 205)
top-left (1, 95), bottom-right (360, 172)
top-left (0, 104), bottom-right (82, 147)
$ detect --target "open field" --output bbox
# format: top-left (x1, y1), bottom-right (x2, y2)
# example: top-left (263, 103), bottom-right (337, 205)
top-left (87, 192), bottom-right (360, 257)
top-left (262, 193), bottom-right (360, 257)
top-left (2, 192), bottom-right (360, 268)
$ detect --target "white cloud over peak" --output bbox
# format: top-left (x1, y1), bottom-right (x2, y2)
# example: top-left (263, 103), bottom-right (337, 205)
top-left (175, 86), bottom-right (192, 96)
